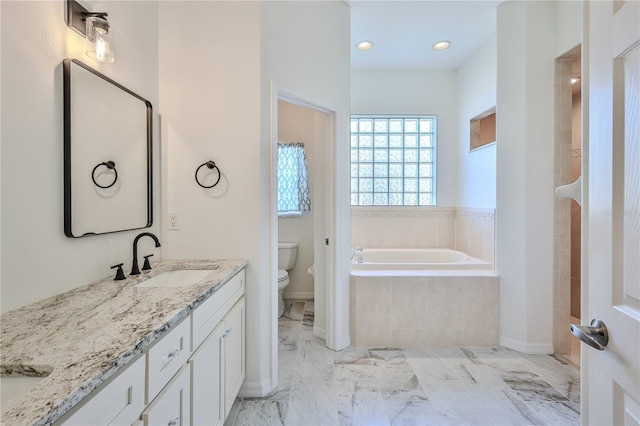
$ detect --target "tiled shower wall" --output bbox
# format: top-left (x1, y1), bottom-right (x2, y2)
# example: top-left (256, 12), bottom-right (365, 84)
top-left (351, 207), bottom-right (495, 264)
top-left (552, 57), bottom-right (575, 356)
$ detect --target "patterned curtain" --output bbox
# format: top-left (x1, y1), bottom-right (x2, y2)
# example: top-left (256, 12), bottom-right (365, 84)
top-left (277, 142), bottom-right (311, 215)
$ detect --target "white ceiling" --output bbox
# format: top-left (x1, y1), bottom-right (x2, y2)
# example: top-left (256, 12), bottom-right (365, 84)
top-left (350, 1), bottom-right (501, 70)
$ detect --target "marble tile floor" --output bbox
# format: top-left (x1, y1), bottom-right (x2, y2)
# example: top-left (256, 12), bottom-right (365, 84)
top-left (225, 300), bottom-right (580, 426)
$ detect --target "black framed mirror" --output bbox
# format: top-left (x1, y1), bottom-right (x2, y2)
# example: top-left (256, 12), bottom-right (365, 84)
top-left (63, 59), bottom-right (152, 237)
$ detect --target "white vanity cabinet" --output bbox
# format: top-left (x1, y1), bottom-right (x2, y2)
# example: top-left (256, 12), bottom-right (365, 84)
top-left (56, 268), bottom-right (245, 426)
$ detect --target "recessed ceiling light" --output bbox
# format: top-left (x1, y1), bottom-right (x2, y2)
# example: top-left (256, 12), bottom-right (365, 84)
top-left (356, 40), bottom-right (374, 51)
top-left (432, 40), bottom-right (451, 51)
top-left (571, 77), bottom-right (581, 84)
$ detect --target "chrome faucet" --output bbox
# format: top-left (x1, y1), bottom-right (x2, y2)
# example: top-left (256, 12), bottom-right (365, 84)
top-left (131, 232), bottom-right (161, 275)
top-left (351, 247), bottom-right (363, 264)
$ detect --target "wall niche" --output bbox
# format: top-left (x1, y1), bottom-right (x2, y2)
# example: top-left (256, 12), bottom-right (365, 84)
top-left (470, 107), bottom-right (496, 151)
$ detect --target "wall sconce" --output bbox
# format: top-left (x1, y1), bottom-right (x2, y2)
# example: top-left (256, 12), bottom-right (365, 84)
top-left (65, 0), bottom-right (115, 63)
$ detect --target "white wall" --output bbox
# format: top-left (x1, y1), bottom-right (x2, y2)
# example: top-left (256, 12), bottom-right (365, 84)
top-left (262, 1), bottom-right (351, 351)
top-left (160, 0), bottom-right (350, 395)
top-left (1, 1), bottom-right (3, 313)
top-left (158, 0), bottom-right (267, 394)
top-left (556, 0), bottom-right (582, 57)
top-left (456, 36), bottom-right (497, 208)
top-left (277, 100), bottom-right (316, 299)
top-left (1, 0), bottom-right (160, 313)
top-left (496, 0), bottom-right (582, 353)
top-left (351, 70), bottom-right (458, 207)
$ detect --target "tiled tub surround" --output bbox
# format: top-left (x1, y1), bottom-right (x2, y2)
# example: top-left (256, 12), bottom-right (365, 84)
top-left (455, 208), bottom-right (495, 266)
top-left (352, 207), bottom-right (495, 265)
top-left (351, 274), bottom-right (499, 347)
top-left (0, 258), bottom-right (247, 426)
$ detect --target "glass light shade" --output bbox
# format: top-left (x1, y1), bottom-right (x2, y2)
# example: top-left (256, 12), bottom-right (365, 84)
top-left (85, 16), bottom-right (114, 63)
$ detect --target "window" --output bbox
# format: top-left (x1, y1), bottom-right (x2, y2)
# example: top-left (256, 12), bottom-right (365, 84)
top-left (350, 115), bottom-right (436, 206)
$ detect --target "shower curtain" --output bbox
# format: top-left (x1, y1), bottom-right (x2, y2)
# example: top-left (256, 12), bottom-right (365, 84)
top-left (277, 142), bottom-right (311, 215)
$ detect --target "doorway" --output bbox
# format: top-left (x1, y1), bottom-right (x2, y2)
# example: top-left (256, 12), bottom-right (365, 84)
top-left (270, 83), bottom-right (338, 389)
top-left (276, 99), bottom-right (321, 306)
top-left (553, 45), bottom-right (582, 366)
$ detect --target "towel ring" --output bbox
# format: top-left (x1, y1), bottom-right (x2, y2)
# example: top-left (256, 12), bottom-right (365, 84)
top-left (92, 161), bottom-right (118, 189)
top-left (195, 161), bottom-right (221, 188)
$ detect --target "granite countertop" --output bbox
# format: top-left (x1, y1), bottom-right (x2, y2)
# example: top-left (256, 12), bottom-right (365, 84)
top-left (0, 258), bottom-right (248, 426)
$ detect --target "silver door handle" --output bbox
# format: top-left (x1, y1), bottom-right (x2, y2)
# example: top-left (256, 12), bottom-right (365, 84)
top-left (570, 319), bottom-right (609, 350)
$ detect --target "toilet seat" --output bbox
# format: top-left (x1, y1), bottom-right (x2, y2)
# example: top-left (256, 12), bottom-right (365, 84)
top-left (277, 269), bottom-right (289, 292)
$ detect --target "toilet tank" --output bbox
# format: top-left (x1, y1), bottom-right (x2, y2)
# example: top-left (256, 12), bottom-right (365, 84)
top-left (278, 242), bottom-right (298, 270)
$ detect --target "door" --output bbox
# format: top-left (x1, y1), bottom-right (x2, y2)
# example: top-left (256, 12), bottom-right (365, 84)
top-left (190, 322), bottom-right (225, 426)
top-left (584, 0), bottom-right (640, 424)
top-left (223, 297), bottom-right (245, 418)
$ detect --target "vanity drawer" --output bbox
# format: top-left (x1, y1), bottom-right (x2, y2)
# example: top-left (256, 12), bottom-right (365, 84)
top-left (141, 365), bottom-right (190, 426)
top-left (145, 318), bottom-right (191, 404)
top-left (192, 269), bottom-right (245, 350)
top-left (60, 355), bottom-right (146, 425)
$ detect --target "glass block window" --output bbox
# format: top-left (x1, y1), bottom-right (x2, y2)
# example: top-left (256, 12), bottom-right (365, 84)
top-left (350, 115), bottom-right (436, 206)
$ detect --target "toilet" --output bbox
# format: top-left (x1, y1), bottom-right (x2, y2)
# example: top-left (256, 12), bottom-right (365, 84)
top-left (277, 242), bottom-right (298, 317)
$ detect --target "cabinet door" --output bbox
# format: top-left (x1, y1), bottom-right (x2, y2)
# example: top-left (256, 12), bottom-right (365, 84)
top-left (189, 322), bottom-right (225, 426)
top-left (141, 366), bottom-right (190, 426)
top-left (60, 355), bottom-right (146, 426)
top-left (223, 297), bottom-right (245, 418)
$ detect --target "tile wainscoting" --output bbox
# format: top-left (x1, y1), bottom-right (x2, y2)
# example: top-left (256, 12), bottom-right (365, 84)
top-left (352, 207), bottom-right (495, 265)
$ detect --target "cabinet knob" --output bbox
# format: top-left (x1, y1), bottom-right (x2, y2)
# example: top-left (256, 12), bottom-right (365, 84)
top-left (162, 349), bottom-right (181, 365)
top-left (223, 328), bottom-right (232, 338)
top-left (168, 417), bottom-right (179, 426)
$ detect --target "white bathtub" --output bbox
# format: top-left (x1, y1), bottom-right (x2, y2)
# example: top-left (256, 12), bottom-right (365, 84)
top-left (352, 248), bottom-right (492, 272)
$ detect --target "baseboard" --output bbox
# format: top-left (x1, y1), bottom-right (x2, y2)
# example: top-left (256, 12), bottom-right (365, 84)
top-left (335, 334), bottom-right (351, 351)
top-left (313, 326), bottom-right (351, 351)
top-left (499, 336), bottom-right (554, 354)
top-left (313, 325), bottom-right (326, 340)
top-left (238, 379), bottom-right (273, 398)
top-left (283, 291), bottom-right (314, 300)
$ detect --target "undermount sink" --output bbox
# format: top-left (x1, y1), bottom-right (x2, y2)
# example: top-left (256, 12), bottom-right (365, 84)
top-left (134, 270), bottom-right (212, 288)
top-left (1, 375), bottom-right (49, 412)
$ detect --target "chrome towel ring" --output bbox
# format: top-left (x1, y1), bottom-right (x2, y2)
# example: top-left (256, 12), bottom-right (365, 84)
top-left (195, 161), bottom-right (221, 188)
top-left (91, 161), bottom-right (118, 189)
